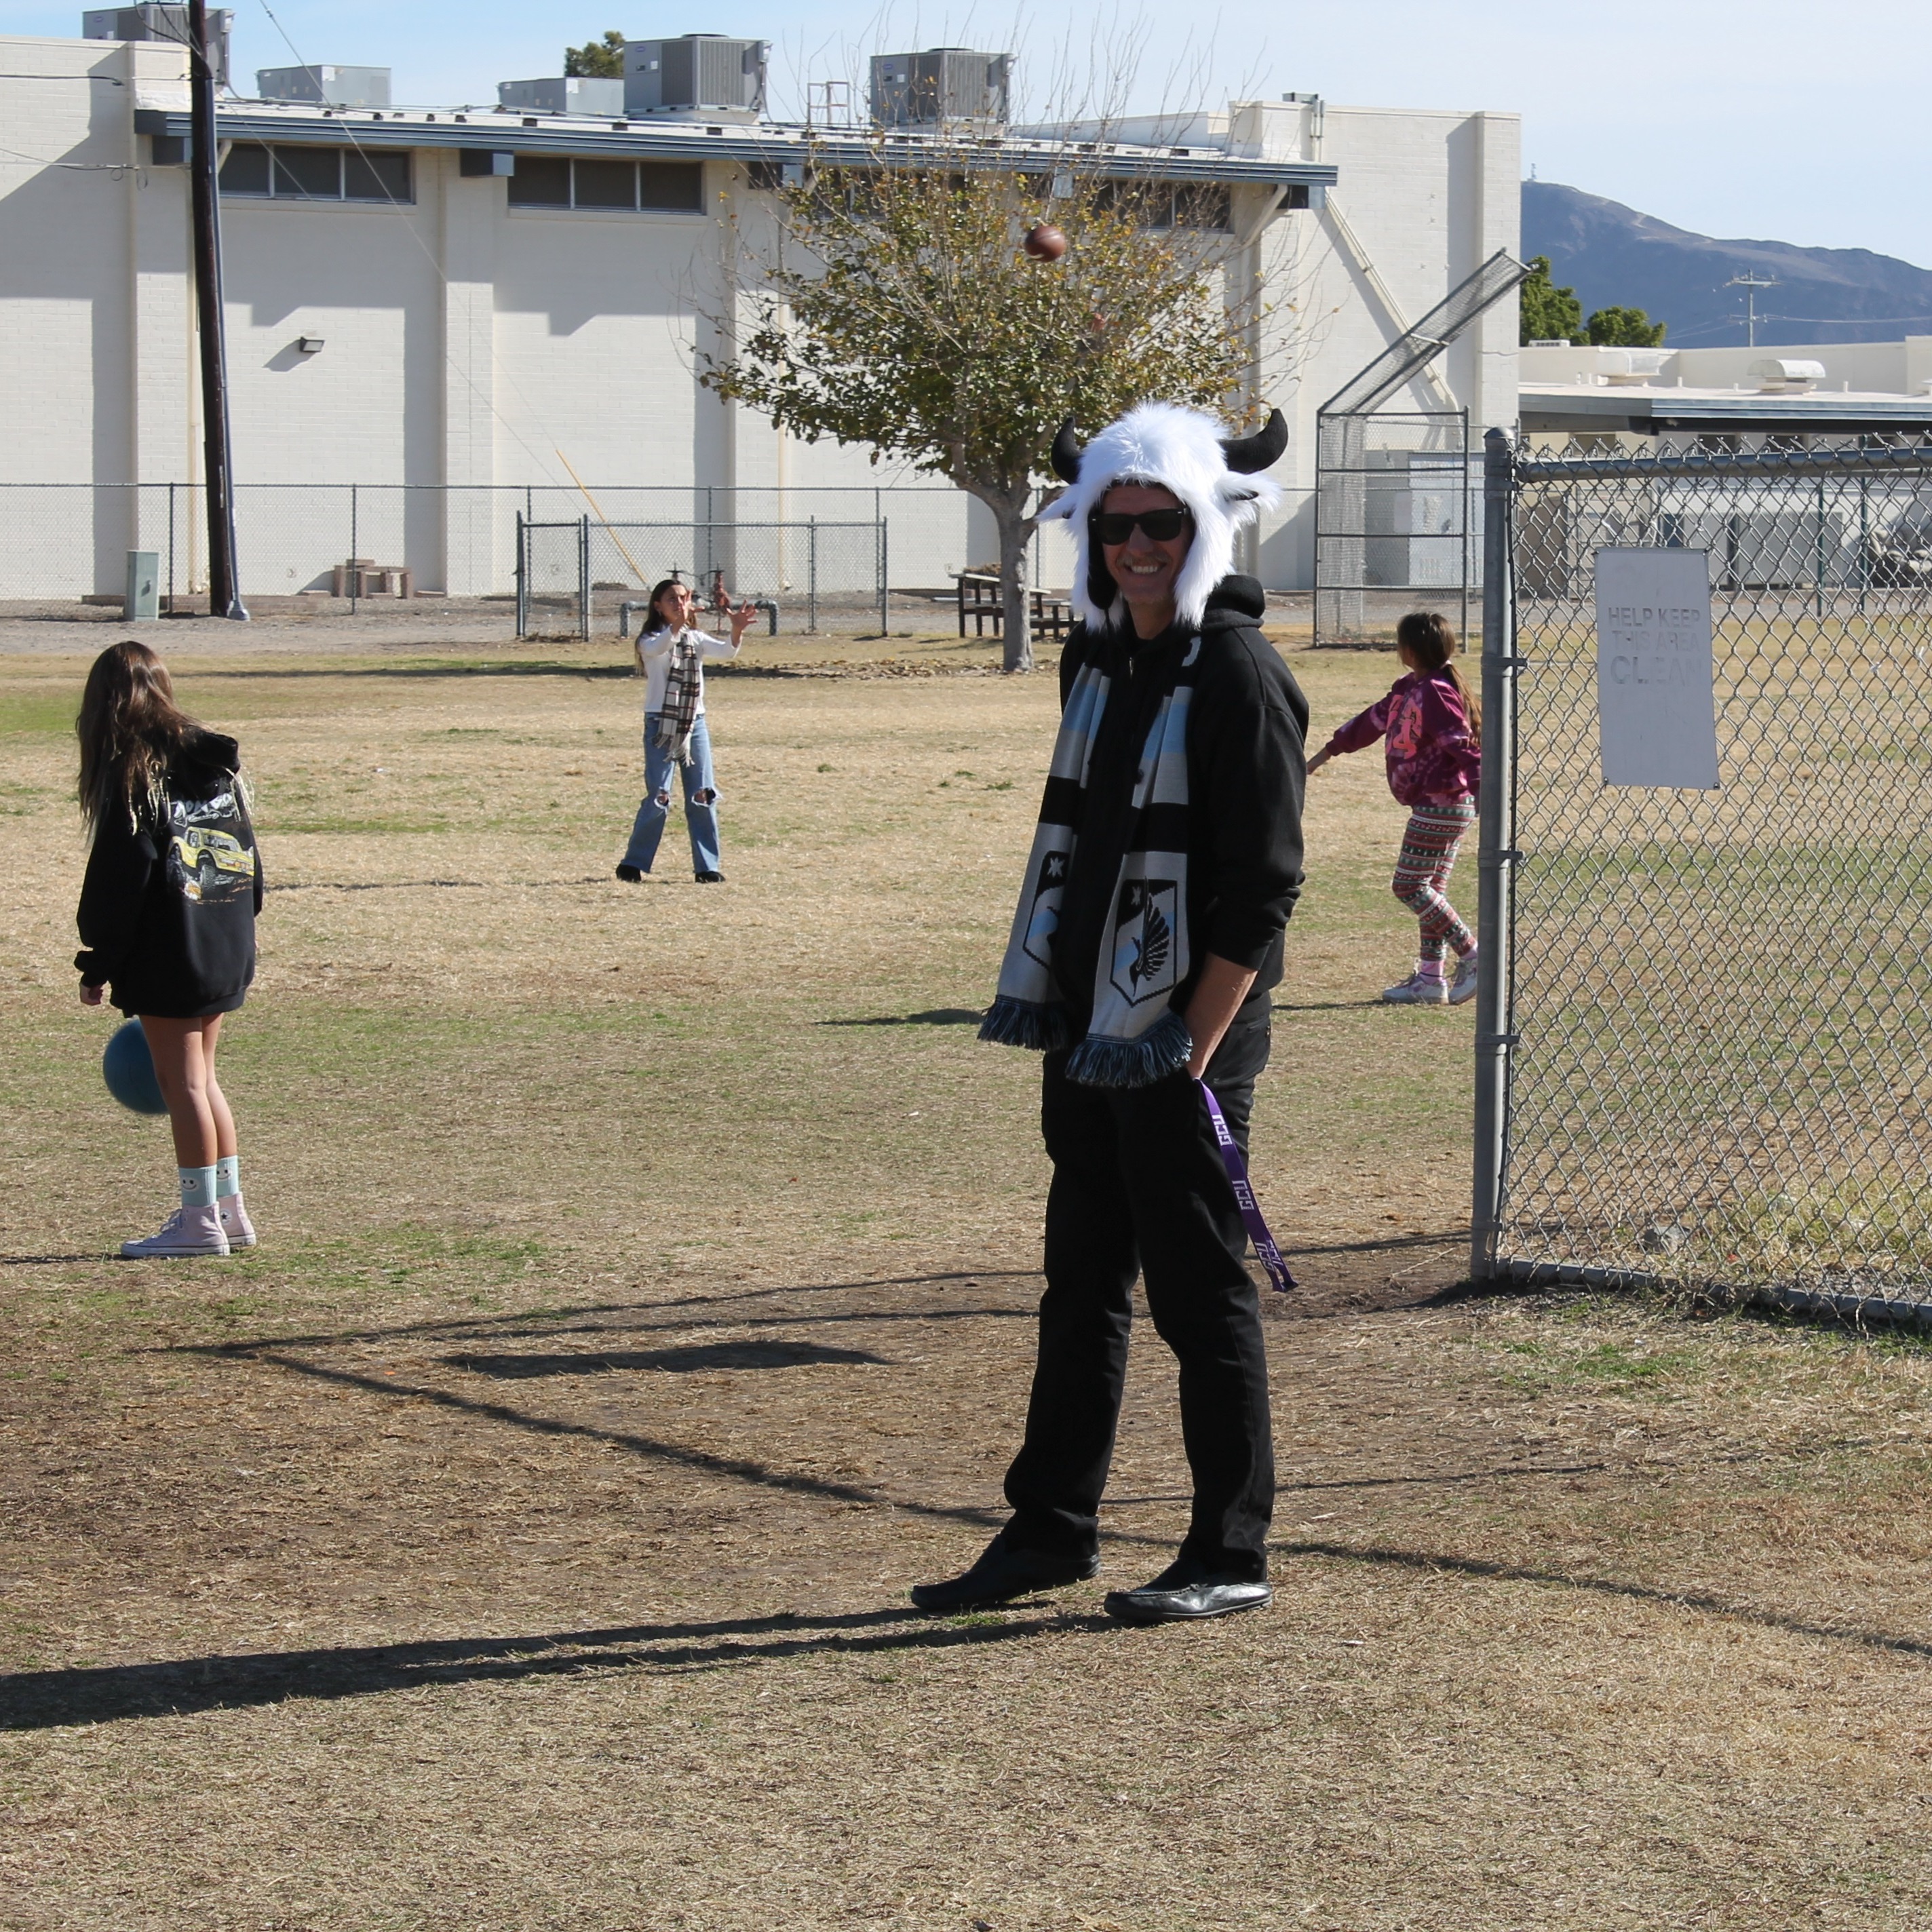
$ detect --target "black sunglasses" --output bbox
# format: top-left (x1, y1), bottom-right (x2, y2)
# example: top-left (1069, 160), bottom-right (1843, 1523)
top-left (1089, 507), bottom-right (1194, 545)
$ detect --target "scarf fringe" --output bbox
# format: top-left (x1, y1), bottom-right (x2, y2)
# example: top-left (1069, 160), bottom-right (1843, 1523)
top-left (1063, 1007), bottom-right (1193, 1089)
top-left (978, 996), bottom-right (1074, 1052)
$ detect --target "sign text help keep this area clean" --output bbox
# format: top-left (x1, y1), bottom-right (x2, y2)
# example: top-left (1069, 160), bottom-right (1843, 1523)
top-left (1593, 547), bottom-right (1720, 789)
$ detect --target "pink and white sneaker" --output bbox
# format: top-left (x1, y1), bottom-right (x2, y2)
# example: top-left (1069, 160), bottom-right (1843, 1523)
top-left (1381, 971), bottom-right (1448, 1006)
top-left (121, 1203), bottom-right (231, 1259)
top-left (1448, 954), bottom-right (1480, 1005)
top-left (219, 1194), bottom-right (258, 1249)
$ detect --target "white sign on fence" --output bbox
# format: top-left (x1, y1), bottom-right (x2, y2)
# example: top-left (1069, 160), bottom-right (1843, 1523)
top-left (1593, 547), bottom-right (1720, 788)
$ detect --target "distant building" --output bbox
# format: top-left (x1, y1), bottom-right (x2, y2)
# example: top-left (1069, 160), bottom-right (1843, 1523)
top-left (0, 28), bottom-right (1518, 598)
top-left (1520, 341), bottom-right (1932, 444)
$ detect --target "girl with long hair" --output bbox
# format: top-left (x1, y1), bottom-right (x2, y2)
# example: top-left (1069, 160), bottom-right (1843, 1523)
top-left (75, 640), bottom-right (264, 1256)
top-left (615, 576), bottom-right (758, 884)
top-left (1308, 611), bottom-right (1483, 1005)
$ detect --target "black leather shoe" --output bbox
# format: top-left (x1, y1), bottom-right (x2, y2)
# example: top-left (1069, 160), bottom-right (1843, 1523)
top-left (615, 865), bottom-right (643, 883)
top-left (1104, 1556), bottom-right (1271, 1625)
top-left (694, 870), bottom-right (726, 884)
top-left (910, 1535), bottom-right (1100, 1612)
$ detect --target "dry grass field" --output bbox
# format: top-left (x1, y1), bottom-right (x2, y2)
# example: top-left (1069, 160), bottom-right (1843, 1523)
top-left (3, 615), bottom-right (1932, 1930)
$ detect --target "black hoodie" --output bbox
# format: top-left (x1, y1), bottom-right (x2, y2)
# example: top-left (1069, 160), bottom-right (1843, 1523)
top-left (75, 729), bottom-right (264, 1018)
top-left (1049, 576), bottom-right (1308, 1020)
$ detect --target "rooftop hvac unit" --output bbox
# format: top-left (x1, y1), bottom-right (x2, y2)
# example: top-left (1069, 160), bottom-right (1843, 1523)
top-left (870, 48), bottom-right (1011, 127)
top-left (81, 5), bottom-right (231, 87)
top-left (256, 64), bottom-right (391, 108)
top-left (624, 36), bottom-right (768, 118)
top-left (497, 77), bottom-right (625, 117)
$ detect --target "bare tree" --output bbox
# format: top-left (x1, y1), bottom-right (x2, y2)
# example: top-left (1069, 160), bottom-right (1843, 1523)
top-left (701, 159), bottom-right (1258, 671)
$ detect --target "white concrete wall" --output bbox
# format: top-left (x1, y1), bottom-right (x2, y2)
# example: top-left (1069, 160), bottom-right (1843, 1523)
top-left (0, 36), bottom-right (1520, 598)
top-left (1250, 102), bottom-right (1521, 592)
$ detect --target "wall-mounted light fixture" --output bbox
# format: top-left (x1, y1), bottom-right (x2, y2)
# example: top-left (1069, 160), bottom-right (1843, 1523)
top-left (295, 336), bottom-right (325, 353)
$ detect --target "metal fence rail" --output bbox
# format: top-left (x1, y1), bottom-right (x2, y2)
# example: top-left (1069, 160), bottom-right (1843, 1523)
top-left (516, 517), bottom-right (888, 639)
top-left (1473, 431), bottom-right (1932, 1324)
top-left (0, 481), bottom-right (972, 604)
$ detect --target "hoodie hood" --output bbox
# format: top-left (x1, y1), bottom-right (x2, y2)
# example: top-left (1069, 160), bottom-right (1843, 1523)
top-left (1040, 402), bottom-right (1285, 633)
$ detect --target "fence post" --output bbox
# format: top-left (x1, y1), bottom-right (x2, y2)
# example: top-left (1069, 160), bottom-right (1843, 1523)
top-left (579, 514), bottom-right (592, 640)
top-left (514, 511), bottom-right (527, 638)
top-left (168, 484), bottom-right (177, 613)
top-left (349, 484), bottom-right (359, 615)
top-left (1859, 478), bottom-right (1870, 616)
top-left (1816, 477), bottom-right (1827, 620)
top-left (1470, 427), bottom-right (1517, 1283)
top-left (878, 518), bottom-right (889, 635)
top-left (1460, 409), bottom-right (1472, 645)
top-left (808, 517), bottom-right (818, 634)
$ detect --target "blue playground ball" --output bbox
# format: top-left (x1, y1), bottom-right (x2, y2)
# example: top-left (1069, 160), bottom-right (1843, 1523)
top-left (102, 1018), bottom-right (167, 1115)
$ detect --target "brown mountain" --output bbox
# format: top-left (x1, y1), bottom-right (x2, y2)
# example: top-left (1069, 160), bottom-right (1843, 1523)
top-left (1522, 180), bottom-right (1932, 347)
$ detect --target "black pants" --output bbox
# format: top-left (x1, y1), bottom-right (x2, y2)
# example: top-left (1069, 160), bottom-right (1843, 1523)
top-left (1003, 995), bottom-right (1275, 1580)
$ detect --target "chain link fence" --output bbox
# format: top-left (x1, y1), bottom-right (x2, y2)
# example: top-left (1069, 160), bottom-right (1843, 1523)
top-left (1473, 432), bottom-right (1932, 1325)
top-left (0, 482), bottom-right (978, 608)
top-left (516, 518), bottom-right (888, 640)
top-left (1313, 410), bottom-right (1477, 646)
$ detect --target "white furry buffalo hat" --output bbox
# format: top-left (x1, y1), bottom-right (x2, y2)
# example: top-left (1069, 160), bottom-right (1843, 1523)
top-left (1039, 400), bottom-right (1288, 631)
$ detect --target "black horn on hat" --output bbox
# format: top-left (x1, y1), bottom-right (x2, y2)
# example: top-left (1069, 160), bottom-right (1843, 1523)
top-left (1050, 419), bottom-right (1084, 483)
top-left (1221, 407), bottom-right (1288, 474)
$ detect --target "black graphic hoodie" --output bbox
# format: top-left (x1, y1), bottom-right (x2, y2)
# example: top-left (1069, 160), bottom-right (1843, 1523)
top-left (1049, 575), bottom-right (1309, 1021)
top-left (75, 729), bottom-right (264, 1018)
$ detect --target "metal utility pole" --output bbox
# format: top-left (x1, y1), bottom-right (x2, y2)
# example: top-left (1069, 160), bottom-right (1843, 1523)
top-left (188, 0), bottom-right (246, 619)
top-left (1726, 272), bottom-right (1777, 349)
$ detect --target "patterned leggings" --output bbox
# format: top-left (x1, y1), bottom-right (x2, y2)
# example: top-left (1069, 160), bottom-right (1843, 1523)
top-left (1393, 801), bottom-right (1477, 963)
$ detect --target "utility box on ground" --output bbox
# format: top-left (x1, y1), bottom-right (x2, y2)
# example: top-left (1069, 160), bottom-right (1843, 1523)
top-left (124, 551), bottom-right (159, 623)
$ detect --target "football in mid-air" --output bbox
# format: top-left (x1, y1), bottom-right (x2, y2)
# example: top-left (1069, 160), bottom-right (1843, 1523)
top-left (1024, 223), bottom-right (1067, 261)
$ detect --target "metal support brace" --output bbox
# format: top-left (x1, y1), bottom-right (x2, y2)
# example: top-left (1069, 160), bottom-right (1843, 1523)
top-left (1469, 427), bottom-right (1517, 1281)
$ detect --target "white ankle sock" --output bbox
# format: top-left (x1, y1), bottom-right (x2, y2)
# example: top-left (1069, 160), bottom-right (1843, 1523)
top-left (1417, 959), bottom-right (1446, 984)
top-left (178, 1165), bottom-right (218, 1210)
top-left (215, 1155), bottom-right (240, 1199)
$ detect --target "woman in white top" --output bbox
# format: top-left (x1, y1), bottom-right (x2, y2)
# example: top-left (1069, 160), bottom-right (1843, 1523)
top-left (617, 576), bottom-right (758, 883)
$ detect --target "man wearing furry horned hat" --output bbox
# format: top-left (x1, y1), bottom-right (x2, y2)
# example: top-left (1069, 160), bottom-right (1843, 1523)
top-left (913, 402), bottom-right (1308, 1625)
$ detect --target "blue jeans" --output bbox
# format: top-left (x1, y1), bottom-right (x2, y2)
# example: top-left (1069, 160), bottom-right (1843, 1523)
top-left (621, 713), bottom-right (721, 875)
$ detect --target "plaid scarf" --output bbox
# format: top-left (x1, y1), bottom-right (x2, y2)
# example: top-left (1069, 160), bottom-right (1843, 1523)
top-left (980, 640), bottom-right (1199, 1087)
top-left (651, 629), bottom-right (704, 765)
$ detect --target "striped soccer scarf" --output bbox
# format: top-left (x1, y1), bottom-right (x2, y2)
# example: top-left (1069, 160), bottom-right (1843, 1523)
top-left (980, 637), bottom-right (1199, 1087)
top-left (653, 630), bottom-right (703, 764)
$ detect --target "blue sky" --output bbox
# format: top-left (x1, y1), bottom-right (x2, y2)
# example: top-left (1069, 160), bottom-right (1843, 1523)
top-left (7, 0), bottom-right (1924, 268)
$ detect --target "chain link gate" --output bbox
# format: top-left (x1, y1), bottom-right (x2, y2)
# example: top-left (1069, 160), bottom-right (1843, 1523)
top-left (1313, 410), bottom-right (1475, 646)
top-left (1472, 431), bottom-right (1932, 1324)
top-left (514, 516), bottom-right (888, 640)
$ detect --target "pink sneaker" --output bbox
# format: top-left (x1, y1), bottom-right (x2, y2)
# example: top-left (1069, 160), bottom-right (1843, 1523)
top-left (121, 1203), bottom-right (231, 1259)
top-left (219, 1194), bottom-right (258, 1249)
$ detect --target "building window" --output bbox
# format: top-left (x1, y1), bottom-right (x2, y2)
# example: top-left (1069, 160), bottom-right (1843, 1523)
top-left (218, 143), bottom-right (412, 204)
top-left (507, 156), bottom-right (704, 212)
top-left (1094, 181), bottom-right (1231, 231)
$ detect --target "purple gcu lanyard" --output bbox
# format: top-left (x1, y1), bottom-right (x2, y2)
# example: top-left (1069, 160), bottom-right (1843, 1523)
top-left (1197, 1079), bottom-right (1298, 1294)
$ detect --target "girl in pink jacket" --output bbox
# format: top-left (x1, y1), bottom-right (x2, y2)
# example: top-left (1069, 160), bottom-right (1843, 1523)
top-left (1308, 611), bottom-right (1482, 1005)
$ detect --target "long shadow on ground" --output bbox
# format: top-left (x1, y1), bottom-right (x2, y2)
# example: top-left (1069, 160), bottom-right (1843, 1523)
top-left (0, 1607), bottom-right (1120, 1731)
top-left (12, 1536), bottom-right (1931, 1733)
